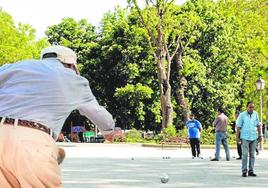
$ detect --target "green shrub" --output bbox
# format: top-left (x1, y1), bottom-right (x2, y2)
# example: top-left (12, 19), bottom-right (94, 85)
top-left (200, 126), bottom-right (236, 145)
top-left (154, 133), bottom-right (166, 143)
top-left (227, 126), bottom-right (236, 145)
top-left (163, 124), bottom-right (176, 137)
top-left (200, 126), bottom-right (215, 145)
top-left (125, 129), bottom-right (143, 142)
top-left (177, 127), bottom-right (188, 138)
top-left (153, 125), bottom-right (177, 143)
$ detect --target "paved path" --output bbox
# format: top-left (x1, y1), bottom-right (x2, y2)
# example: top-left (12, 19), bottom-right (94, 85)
top-left (59, 143), bottom-right (268, 188)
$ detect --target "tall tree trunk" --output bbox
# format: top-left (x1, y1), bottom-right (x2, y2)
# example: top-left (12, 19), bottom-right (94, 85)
top-left (156, 26), bottom-right (173, 130)
top-left (175, 51), bottom-right (189, 124)
top-left (131, 0), bottom-right (174, 130)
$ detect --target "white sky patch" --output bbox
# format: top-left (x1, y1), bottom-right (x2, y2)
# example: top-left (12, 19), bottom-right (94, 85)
top-left (1, 0), bottom-right (128, 38)
top-left (1, 0), bottom-right (184, 39)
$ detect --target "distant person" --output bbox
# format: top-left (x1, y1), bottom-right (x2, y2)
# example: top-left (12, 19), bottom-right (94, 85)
top-left (236, 102), bottom-right (262, 177)
top-left (234, 111), bottom-right (242, 160)
top-left (186, 113), bottom-right (203, 159)
top-left (0, 45), bottom-right (115, 187)
top-left (57, 132), bottom-right (65, 142)
top-left (211, 108), bottom-right (230, 161)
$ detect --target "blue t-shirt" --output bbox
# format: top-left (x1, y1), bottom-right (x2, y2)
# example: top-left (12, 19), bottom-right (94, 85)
top-left (186, 120), bottom-right (202, 138)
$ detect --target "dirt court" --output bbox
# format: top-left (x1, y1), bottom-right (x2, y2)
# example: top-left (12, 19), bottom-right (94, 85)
top-left (60, 143), bottom-right (268, 188)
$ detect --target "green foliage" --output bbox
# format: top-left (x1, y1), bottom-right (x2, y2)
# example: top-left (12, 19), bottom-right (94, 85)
top-left (177, 127), bottom-right (188, 138)
top-left (0, 9), bottom-right (48, 65)
top-left (125, 129), bottom-right (143, 142)
top-left (200, 126), bottom-right (215, 145)
top-left (11, 0), bottom-right (266, 136)
top-left (153, 124), bottom-right (177, 143)
top-left (153, 133), bottom-right (166, 143)
top-left (2, 1), bottom-right (268, 142)
top-left (227, 125), bottom-right (236, 145)
top-left (115, 83), bottom-right (154, 128)
top-left (163, 124), bottom-right (177, 137)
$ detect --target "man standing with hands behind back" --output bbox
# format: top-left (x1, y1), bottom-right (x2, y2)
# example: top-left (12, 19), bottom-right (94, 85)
top-left (236, 101), bottom-right (262, 177)
top-left (211, 108), bottom-right (230, 161)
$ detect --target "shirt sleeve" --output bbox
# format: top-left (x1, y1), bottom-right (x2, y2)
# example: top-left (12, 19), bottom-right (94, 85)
top-left (72, 76), bottom-right (115, 135)
top-left (255, 112), bottom-right (260, 126)
top-left (212, 117), bottom-right (219, 127)
top-left (196, 120), bottom-right (202, 129)
top-left (186, 121), bottom-right (189, 128)
top-left (78, 99), bottom-right (115, 135)
top-left (236, 114), bottom-right (242, 128)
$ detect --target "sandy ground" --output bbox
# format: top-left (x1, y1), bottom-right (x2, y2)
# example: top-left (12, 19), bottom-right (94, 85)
top-left (59, 143), bottom-right (268, 188)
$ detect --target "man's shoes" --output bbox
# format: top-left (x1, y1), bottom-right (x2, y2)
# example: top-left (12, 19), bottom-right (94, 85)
top-left (226, 158), bottom-right (230, 161)
top-left (210, 158), bottom-right (219, 161)
top-left (242, 173), bottom-right (247, 177)
top-left (248, 172), bottom-right (257, 177)
top-left (236, 157), bottom-right (242, 160)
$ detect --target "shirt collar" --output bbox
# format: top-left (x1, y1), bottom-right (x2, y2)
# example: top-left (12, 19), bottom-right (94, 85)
top-left (43, 58), bottom-right (64, 68)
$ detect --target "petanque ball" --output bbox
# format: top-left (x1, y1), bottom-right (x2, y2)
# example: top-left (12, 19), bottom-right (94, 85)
top-left (160, 173), bottom-right (169, 183)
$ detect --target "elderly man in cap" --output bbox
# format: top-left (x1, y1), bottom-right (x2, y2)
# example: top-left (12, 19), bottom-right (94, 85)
top-left (0, 45), bottom-right (115, 188)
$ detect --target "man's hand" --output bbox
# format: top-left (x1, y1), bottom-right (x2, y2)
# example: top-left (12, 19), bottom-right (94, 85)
top-left (236, 138), bottom-right (242, 145)
top-left (257, 135), bottom-right (263, 142)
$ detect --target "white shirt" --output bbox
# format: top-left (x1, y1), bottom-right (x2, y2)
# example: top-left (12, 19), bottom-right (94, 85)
top-left (0, 59), bottom-right (114, 138)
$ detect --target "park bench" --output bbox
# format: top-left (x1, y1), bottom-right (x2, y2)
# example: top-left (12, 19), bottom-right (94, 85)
top-left (161, 136), bottom-right (188, 149)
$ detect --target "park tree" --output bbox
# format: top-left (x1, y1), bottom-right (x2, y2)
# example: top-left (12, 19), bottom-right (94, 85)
top-left (45, 17), bottom-right (98, 70)
top-left (45, 10), bottom-right (162, 131)
top-left (217, 0), bottom-right (268, 118)
top-left (44, 0), bottom-right (268, 132)
top-left (175, 0), bottom-right (259, 128)
top-left (0, 8), bottom-right (47, 65)
top-left (128, 0), bottom-right (191, 129)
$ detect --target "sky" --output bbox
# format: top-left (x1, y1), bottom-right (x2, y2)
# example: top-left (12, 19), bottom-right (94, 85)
top-left (1, 0), bottom-right (129, 38)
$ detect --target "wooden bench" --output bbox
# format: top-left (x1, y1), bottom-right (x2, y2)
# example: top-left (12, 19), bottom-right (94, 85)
top-left (161, 136), bottom-right (188, 149)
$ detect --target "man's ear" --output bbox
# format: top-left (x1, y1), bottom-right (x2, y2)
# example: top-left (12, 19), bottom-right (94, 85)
top-left (71, 64), bottom-right (80, 75)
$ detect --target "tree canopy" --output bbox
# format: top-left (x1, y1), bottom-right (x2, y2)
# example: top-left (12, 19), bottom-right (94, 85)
top-left (1, 0), bottom-right (268, 132)
top-left (0, 9), bottom-right (48, 66)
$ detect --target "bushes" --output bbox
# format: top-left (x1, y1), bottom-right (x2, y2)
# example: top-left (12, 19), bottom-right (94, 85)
top-left (200, 126), bottom-right (236, 145)
top-left (163, 124), bottom-right (177, 137)
top-left (124, 125), bottom-right (236, 145)
top-left (125, 129), bottom-right (143, 143)
top-left (200, 126), bottom-right (215, 145)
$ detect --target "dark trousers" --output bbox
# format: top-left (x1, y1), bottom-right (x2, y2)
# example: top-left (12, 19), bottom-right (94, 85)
top-left (189, 138), bottom-right (200, 157)
top-left (237, 143), bottom-right (242, 158)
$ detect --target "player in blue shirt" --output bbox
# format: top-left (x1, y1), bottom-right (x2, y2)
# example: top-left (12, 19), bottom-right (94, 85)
top-left (186, 113), bottom-right (203, 158)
